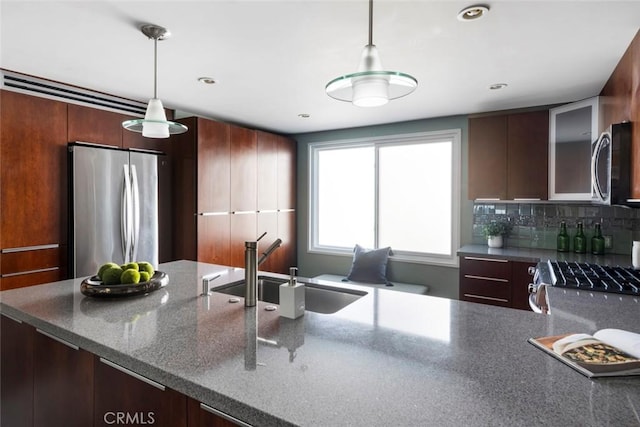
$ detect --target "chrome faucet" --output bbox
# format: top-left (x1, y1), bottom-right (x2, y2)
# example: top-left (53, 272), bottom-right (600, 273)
top-left (244, 234), bottom-right (282, 307)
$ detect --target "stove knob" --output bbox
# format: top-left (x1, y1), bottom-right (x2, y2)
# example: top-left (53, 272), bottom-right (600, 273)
top-left (527, 266), bottom-right (536, 276)
top-left (528, 283), bottom-right (537, 294)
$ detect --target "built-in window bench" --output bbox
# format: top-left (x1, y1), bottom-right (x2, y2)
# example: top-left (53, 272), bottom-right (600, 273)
top-left (312, 274), bottom-right (429, 295)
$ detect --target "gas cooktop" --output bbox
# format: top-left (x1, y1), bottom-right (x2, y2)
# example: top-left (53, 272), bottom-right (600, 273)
top-left (549, 260), bottom-right (640, 296)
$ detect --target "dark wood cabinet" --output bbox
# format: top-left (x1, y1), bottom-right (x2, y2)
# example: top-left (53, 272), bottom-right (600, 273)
top-left (507, 111), bottom-right (549, 199)
top-left (468, 109), bottom-right (548, 200)
top-left (230, 125), bottom-right (257, 213)
top-left (1, 314), bottom-right (34, 427)
top-left (468, 115), bottom-right (508, 200)
top-left (230, 213), bottom-right (258, 268)
top-left (459, 255), bottom-right (533, 310)
top-left (0, 245), bottom-right (66, 291)
top-left (1, 90), bottom-right (67, 248)
top-left (94, 358), bottom-right (187, 427)
top-left (2, 316), bottom-right (219, 427)
top-left (0, 90), bottom-right (68, 290)
top-left (33, 329), bottom-right (94, 427)
top-left (68, 103), bottom-right (124, 147)
top-left (172, 116), bottom-right (296, 274)
top-left (198, 119), bottom-right (231, 214)
top-left (256, 131), bottom-right (297, 272)
top-left (257, 131), bottom-right (279, 211)
top-left (257, 211), bottom-right (279, 273)
top-left (172, 117), bottom-right (231, 264)
top-left (197, 214), bottom-right (231, 266)
top-left (277, 136), bottom-right (296, 210)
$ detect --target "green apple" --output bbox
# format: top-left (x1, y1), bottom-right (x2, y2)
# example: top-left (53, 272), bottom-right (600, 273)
top-left (137, 261), bottom-right (155, 277)
top-left (97, 262), bottom-right (119, 280)
top-left (102, 266), bottom-right (124, 285)
top-left (121, 269), bottom-right (141, 285)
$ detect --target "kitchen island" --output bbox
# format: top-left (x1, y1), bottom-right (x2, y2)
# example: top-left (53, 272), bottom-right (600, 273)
top-left (1, 260), bottom-right (640, 426)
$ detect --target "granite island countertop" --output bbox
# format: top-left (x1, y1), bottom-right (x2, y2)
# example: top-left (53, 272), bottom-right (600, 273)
top-left (1, 260), bottom-right (640, 426)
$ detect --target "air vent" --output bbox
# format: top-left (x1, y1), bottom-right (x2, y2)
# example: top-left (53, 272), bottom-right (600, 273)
top-left (1, 70), bottom-right (147, 116)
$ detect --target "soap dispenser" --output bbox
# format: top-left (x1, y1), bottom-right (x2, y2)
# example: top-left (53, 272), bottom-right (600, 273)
top-left (279, 267), bottom-right (305, 319)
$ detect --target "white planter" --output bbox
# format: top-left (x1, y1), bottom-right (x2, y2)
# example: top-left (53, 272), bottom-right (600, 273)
top-left (487, 235), bottom-right (503, 248)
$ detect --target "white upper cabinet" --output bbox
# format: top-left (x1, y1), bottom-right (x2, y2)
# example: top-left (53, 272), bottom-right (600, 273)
top-left (548, 96), bottom-right (603, 201)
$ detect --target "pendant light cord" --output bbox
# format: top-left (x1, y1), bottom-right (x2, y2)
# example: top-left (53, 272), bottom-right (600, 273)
top-left (368, 0), bottom-right (373, 46)
top-left (153, 37), bottom-right (158, 99)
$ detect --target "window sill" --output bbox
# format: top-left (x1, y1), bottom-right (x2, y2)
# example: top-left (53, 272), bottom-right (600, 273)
top-left (307, 247), bottom-right (459, 268)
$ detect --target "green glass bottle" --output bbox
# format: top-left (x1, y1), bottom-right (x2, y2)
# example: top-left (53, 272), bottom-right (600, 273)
top-left (574, 222), bottom-right (586, 254)
top-left (557, 221), bottom-right (569, 252)
top-left (591, 223), bottom-right (605, 255)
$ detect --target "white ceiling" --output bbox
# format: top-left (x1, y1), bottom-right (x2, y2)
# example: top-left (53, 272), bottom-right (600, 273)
top-left (2, 1), bottom-right (640, 135)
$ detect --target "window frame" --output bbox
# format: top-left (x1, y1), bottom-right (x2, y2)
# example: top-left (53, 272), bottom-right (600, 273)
top-left (308, 129), bottom-right (461, 267)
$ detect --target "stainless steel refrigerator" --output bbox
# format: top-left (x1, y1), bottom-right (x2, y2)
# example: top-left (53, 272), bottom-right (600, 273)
top-left (69, 143), bottom-right (160, 278)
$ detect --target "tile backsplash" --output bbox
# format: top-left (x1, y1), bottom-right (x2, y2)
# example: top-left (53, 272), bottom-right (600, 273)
top-left (472, 203), bottom-right (640, 255)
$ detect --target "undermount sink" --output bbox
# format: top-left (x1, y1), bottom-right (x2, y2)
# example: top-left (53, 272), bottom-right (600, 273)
top-left (214, 276), bottom-right (367, 314)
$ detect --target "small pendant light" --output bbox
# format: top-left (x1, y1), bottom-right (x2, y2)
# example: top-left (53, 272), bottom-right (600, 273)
top-left (325, 0), bottom-right (418, 107)
top-left (122, 24), bottom-right (187, 138)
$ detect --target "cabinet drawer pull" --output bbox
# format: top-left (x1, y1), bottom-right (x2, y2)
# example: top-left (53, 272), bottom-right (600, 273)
top-left (464, 256), bottom-right (508, 263)
top-left (36, 329), bottom-right (79, 350)
top-left (464, 275), bottom-right (509, 283)
top-left (512, 198), bottom-right (541, 201)
top-left (99, 358), bottom-right (165, 391)
top-left (1, 266), bottom-right (59, 278)
top-left (198, 212), bottom-right (230, 216)
top-left (2, 243), bottom-right (59, 253)
top-left (464, 294), bottom-right (509, 303)
top-left (474, 198), bottom-right (501, 201)
top-left (2, 312), bottom-right (23, 324)
top-left (200, 403), bottom-right (252, 427)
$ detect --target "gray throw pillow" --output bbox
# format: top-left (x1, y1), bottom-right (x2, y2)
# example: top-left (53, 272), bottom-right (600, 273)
top-left (346, 244), bottom-right (391, 284)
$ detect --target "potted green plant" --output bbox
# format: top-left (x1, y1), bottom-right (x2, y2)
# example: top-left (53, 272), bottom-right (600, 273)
top-left (483, 220), bottom-right (512, 248)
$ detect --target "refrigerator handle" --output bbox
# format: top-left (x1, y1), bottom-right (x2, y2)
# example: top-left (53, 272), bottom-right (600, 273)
top-left (122, 165), bottom-right (133, 263)
top-left (131, 164), bottom-right (141, 262)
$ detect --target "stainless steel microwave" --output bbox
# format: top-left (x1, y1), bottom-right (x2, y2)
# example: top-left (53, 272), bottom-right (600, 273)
top-left (591, 121), bottom-right (632, 205)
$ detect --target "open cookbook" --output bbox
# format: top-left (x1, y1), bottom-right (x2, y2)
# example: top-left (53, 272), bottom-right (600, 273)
top-left (528, 329), bottom-right (640, 378)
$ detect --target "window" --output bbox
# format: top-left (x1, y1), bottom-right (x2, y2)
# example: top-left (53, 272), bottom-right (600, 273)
top-left (309, 130), bottom-right (461, 266)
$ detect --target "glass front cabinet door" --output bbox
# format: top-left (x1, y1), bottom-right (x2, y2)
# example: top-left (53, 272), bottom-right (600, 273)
top-left (548, 97), bottom-right (602, 201)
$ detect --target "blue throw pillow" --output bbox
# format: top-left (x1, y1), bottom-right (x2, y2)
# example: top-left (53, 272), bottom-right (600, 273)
top-left (346, 244), bottom-right (391, 284)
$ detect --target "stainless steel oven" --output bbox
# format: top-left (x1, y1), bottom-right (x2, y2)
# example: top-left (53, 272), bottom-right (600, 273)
top-left (528, 260), bottom-right (640, 314)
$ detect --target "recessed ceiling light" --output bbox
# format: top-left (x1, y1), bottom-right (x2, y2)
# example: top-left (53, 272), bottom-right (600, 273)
top-left (298, 113), bottom-right (310, 119)
top-left (489, 83), bottom-right (508, 90)
top-left (197, 77), bottom-right (216, 85)
top-left (457, 4), bottom-right (489, 21)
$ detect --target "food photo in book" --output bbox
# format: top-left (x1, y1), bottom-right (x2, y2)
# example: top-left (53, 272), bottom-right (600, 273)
top-left (529, 329), bottom-right (640, 378)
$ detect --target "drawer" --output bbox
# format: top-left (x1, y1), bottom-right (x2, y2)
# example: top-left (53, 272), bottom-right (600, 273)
top-left (1, 269), bottom-right (63, 291)
top-left (0, 245), bottom-right (67, 291)
top-left (460, 276), bottom-right (511, 305)
top-left (460, 256), bottom-right (510, 280)
top-left (1, 247), bottom-right (61, 274)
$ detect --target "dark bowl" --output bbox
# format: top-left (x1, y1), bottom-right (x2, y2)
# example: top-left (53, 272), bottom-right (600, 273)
top-left (80, 271), bottom-right (169, 298)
